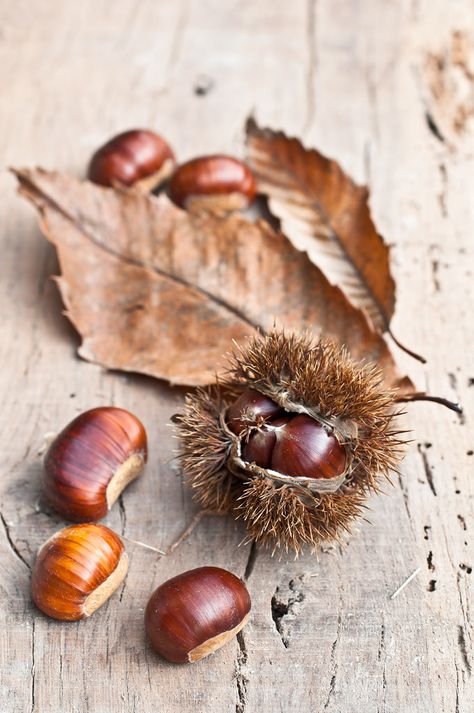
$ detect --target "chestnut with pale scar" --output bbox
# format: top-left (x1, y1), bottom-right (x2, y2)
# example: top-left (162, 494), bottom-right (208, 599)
top-left (31, 524), bottom-right (128, 621)
top-left (43, 406), bottom-right (147, 522)
top-left (145, 567), bottom-right (251, 663)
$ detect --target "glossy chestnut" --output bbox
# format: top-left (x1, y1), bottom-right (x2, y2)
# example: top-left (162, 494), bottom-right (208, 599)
top-left (43, 406), bottom-right (147, 522)
top-left (87, 129), bottom-right (175, 191)
top-left (271, 415), bottom-right (347, 479)
top-left (31, 524), bottom-right (128, 621)
top-left (169, 155), bottom-right (256, 212)
top-left (226, 388), bottom-right (284, 436)
top-left (243, 414), bottom-right (347, 480)
top-left (145, 566), bottom-right (251, 663)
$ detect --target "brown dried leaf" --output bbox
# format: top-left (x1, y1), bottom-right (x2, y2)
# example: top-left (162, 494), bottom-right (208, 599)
top-left (14, 167), bottom-right (411, 390)
top-left (246, 118), bottom-right (396, 334)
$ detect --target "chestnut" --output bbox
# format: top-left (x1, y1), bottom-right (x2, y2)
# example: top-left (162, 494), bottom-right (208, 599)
top-left (169, 155), bottom-right (256, 212)
top-left (87, 129), bottom-right (175, 191)
top-left (270, 415), bottom-right (347, 479)
top-left (145, 566), bottom-right (251, 663)
top-left (226, 388), bottom-right (284, 436)
top-left (243, 414), bottom-right (347, 480)
top-left (31, 524), bottom-right (128, 621)
top-left (43, 406), bottom-right (147, 522)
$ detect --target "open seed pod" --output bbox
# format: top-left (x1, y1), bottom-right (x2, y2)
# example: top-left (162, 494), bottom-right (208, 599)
top-left (174, 330), bottom-right (406, 555)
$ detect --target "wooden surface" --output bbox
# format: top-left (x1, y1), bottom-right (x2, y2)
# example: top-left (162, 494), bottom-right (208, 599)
top-left (0, 1), bottom-right (473, 711)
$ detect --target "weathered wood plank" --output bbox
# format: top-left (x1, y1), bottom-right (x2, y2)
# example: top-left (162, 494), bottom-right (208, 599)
top-left (0, 1), bottom-right (472, 712)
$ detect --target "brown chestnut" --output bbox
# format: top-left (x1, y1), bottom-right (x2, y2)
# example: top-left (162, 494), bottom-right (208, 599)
top-left (43, 406), bottom-right (147, 522)
top-left (226, 388), bottom-right (284, 436)
top-left (244, 414), bottom-right (347, 480)
top-left (87, 129), bottom-right (175, 191)
top-left (169, 155), bottom-right (256, 212)
top-left (31, 524), bottom-right (128, 621)
top-left (145, 566), bottom-right (251, 663)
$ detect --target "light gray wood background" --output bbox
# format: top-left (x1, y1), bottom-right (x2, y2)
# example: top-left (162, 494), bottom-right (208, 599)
top-left (1, 1), bottom-right (472, 711)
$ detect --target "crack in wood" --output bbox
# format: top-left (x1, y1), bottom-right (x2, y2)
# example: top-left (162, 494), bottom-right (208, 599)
top-left (323, 612), bottom-right (341, 709)
top-left (417, 444), bottom-right (437, 496)
top-left (425, 110), bottom-right (446, 143)
top-left (377, 622), bottom-right (387, 713)
top-left (235, 631), bottom-right (248, 713)
top-left (397, 473), bottom-right (411, 522)
top-left (448, 373), bottom-right (466, 424)
top-left (31, 617), bottom-right (36, 713)
top-left (118, 494), bottom-right (127, 536)
top-left (244, 541), bottom-right (258, 581)
top-left (455, 663), bottom-right (460, 713)
top-left (457, 625), bottom-right (471, 675)
top-left (431, 259), bottom-right (441, 292)
top-left (118, 495), bottom-right (128, 603)
top-left (427, 550), bottom-right (435, 571)
top-left (438, 162), bottom-right (448, 218)
top-left (0, 512), bottom-right (31, 570)
top-left (271, 576), bottom-right (305, 649)
top-left (234, 541), bottom-right (258, 712)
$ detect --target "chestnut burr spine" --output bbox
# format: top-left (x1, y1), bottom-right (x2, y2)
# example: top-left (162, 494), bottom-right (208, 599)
top-left (145, 566), bottom-right (251, 663)
top-left (31, 524), bottom-right (127, 621)
top-left (175, 330), bottom-right (405, 554)
top-left (43, 407), bottom-right (147, 521)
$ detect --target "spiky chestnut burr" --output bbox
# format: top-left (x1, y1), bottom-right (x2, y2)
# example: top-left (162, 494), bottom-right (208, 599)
top-left (174, 330), bottom-right (405, 555)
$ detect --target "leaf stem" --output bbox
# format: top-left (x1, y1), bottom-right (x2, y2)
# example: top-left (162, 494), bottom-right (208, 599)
top-left (396, 392), bottom-right (462, 414)
top-left (388, 329), bottom-right (426, 364)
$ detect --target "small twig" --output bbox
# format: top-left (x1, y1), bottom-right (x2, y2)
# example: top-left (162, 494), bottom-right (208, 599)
top-left (390, 567), bottom-right (421, 600)
top-left (166, 509), bottom-right (222, 555)
top-left (396, 392), bottom-right (462, 414)
top-left (120, 535), bottom-right (166, 555)
top-left (121, 509), bottom-right (222, 557)
top-left (388, 329), bottom-right (426, 364)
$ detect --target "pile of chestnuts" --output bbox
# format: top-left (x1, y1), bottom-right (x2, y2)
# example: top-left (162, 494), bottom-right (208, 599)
top-left (32, 405), bottom-right (251, 664)
top-left (28, 126), bottom-right (261, 665)
top-left (87, 128), bottom-right (257, 213)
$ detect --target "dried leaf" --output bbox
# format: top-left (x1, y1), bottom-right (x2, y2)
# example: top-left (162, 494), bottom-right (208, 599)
top-left (14, 167), bottom-right (411, 390)
top-left (246, 119), bottom-right (397, 334)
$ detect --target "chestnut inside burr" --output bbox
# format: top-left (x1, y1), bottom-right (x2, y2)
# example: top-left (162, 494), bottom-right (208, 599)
top-left (227, 388), bottom-right (347, 481)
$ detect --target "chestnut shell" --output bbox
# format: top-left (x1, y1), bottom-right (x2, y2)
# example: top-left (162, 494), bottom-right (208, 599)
top-left (43, 406), bottom-right (147, 521)
top-left (31, 523), bottom-right (127, 621)
top-left (169, 155), bottom-right (256, 209)
top-left (88, 129), bottom-right (175, 189)
top-left (145, 566), bottom-right (251, 663)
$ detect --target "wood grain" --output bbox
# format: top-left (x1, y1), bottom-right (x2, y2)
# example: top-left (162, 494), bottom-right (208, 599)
top-left (0, 1), bottom-right (472, 712)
